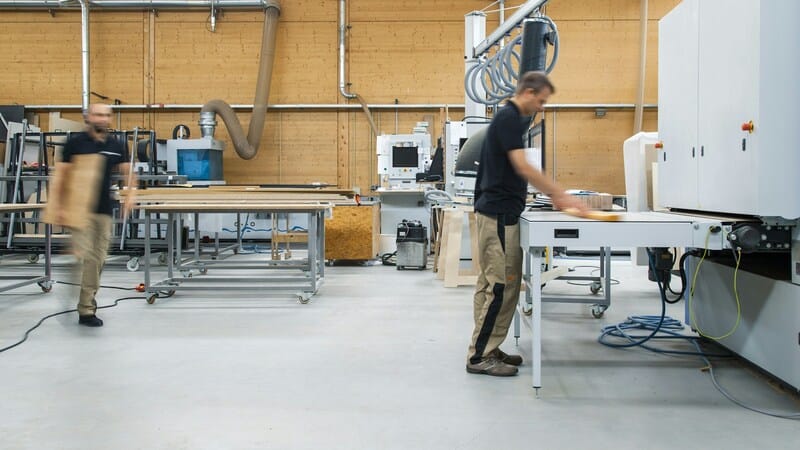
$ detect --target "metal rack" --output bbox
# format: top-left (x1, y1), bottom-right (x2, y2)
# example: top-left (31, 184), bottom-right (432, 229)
top-left (1, 127), bottom-right (186, 270)
top-left (0, 204), bottom-right (52, 293)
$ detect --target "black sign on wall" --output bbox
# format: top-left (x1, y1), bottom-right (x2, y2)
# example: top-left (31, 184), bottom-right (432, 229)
top-left (0, 106), bottom-right (25, 141)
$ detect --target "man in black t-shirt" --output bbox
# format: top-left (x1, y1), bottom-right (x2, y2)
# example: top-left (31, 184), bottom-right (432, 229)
top-left (54, 103), bottom-right (137, 327)
top-left (467, 72), bottom-right (586, 377)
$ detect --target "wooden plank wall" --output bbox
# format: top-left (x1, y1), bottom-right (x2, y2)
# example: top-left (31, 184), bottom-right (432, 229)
top-left (0, 0), bottom-right (680, 194)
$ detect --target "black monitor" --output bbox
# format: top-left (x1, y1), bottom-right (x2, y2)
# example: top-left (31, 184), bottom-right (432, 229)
top-left (392, 146), bottom-right (419, 168)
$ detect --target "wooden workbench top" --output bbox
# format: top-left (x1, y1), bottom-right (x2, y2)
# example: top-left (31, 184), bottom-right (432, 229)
top-left (0, 203), bottom-right (45, 213)
top-left (138, 203), bottom-right (333, 213)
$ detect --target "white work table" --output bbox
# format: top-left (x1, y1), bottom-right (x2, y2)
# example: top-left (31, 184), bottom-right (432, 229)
top-left (519, 210), bottom-right (730, 393)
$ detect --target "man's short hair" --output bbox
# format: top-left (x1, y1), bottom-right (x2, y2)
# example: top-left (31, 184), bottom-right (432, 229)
top-left (516, 71), bottom-right (555, 95)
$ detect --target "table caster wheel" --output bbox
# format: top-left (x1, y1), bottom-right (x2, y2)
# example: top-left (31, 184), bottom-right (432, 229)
top-left (147, 295), bottom-right (157, 304)
top-left (590, 281), bottom-right (601, 295)
top-left (298, 294), bottom-right (311, 304)
top-left (199, 267), bottom-right (208, 275)
top-left (38, 281), bottom-right (52, 293)
top-left (181, 270), bottom-right (192, 278)
top-left (27, 254), bottom-right (39, 264)
top-left (127, 257), bottom-right (140, 272)
top-left (591, 304), bottom-right (607, 319)
top-left (522, 304), bottom-right (533, 316)
top-left (157, 252), bottom-right (168, 265)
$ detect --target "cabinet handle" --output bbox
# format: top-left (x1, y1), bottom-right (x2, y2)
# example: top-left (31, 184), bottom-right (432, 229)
top-left (692, 147), bottom-right (695, 158)
top-left (701, 146), bottom-right (705, 157)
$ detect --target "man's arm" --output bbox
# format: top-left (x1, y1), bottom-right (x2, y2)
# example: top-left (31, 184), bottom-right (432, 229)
top-left (507, 149), bottom-right (587, 212)
top-left (118, 162), bottom-right (138, 218)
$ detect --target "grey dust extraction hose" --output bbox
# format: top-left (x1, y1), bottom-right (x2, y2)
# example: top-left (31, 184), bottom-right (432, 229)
top-left (198, 1), bottom-right (281, 160)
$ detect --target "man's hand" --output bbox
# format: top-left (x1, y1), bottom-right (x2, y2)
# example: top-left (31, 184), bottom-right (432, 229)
top-left (552, 192), bottom-right (588, 214)
top-left (122, 189), bottom-right (137, 219)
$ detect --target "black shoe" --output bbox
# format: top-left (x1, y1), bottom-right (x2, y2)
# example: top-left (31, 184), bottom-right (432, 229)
top-left (78, 315), bottom-right (103, 327)
top-left (495, 349), bottom-right (523, 366)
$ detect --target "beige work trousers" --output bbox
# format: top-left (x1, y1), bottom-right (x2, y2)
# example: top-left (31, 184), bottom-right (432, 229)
top-left (468, 212), bottom-right (523, 364)
top-left (71, 214), bottom-right (112, 316)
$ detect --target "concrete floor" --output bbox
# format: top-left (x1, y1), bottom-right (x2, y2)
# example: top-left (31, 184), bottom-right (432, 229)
top-left (0, 254), bottom-right (798, 449)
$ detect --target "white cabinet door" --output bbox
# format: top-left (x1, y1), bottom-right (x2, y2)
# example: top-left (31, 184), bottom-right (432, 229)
top-left (697, 0), bottom-right (760, 215)
top-left (657, 0), bottom-right (699, 210)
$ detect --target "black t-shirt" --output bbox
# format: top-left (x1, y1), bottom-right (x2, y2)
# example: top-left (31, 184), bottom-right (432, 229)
top-left (61, 132), bottom-right (129, 216)
top-left (474, 101), bottom-right (531, 217)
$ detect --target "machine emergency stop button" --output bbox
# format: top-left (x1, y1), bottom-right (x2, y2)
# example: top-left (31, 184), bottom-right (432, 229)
top-left (741, 121), bottom-right (754, 133)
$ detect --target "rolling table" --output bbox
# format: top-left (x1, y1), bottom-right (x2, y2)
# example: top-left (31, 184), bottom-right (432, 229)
top-left (518, 210), bottom-right (730, 393)
top-left (0, 203), bottom-right (52, 293)
top-left (140, 202), bottom-right (331, 304)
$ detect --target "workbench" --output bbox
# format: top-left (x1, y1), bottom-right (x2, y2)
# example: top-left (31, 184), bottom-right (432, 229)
top-left (0, 203), bottom-right (52, 293)
top-left (518, 210), bottom-right (729, 393)
top-left (140, 202), bottom-right (332, 304)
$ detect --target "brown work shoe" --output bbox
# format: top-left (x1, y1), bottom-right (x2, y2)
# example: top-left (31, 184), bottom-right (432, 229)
top-left (466, 357), bottom-right (519, 377)
top-left (495, 349), bottom-right (523, 366)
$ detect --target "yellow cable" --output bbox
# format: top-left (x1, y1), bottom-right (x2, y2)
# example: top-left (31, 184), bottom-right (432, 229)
top-left (688, 229), bottom-right (742, 340)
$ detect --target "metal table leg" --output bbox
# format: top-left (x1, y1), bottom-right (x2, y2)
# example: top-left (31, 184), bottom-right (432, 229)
top-left (44, 222), bottom-right (52, 286)
top-left (144, 211), bottom-right (151, 290)
top-left (167, 212), bottom-right (174, 280)
top-left (318, 211), bottom-right (325, 278)
top-left (194, 212), bottom-right (200, 263)
top-left (308, 211), bottom-right (317, 293)
top-left (530, 246), bottom-right (544, 393)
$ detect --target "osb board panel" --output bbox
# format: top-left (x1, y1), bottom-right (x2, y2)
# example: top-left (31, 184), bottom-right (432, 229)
top-left (349, 21), bottom-right (466, 104)
top-left (543, 109), bottom-right (658, 195)
top-left (154, 20), bottom-right (337, 104)
top-left (325, 204), bottom-right (379, 260)
top-left (0, 19), bottom-right (144, 105)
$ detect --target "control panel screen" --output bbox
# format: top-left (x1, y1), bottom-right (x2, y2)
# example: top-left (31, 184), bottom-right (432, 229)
top-left (177, 148), bottom-right (223, 181)
top-left (392, 146), bottom-right (419, 168)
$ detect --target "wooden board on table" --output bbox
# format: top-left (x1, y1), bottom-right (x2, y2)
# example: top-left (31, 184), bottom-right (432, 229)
top-left (138, 203), bottom-right (333, 213)
top-left (562, 207), bottom-right (622, 222)
top-left (0, 203), bottom-right (44, 213)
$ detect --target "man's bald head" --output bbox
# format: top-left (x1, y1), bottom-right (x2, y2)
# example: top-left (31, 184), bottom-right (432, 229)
top-left (85, 103), bottom-right (112, 135)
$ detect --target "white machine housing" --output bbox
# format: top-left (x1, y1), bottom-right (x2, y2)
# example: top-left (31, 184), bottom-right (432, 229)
top-left (657, 0), bottom-right (800, 220)
top-left (166, 137), bottom-right (225, 185)
top-left (377, 133), bottom-right (432, 189)
top-left (443, 121), bottom-right (468, 196)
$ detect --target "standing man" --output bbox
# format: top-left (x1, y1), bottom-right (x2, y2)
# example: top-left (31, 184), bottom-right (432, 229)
top-left (467, 72), bottom-right (586, 376)
top-left (54, 103), bottom-right (137, 327)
